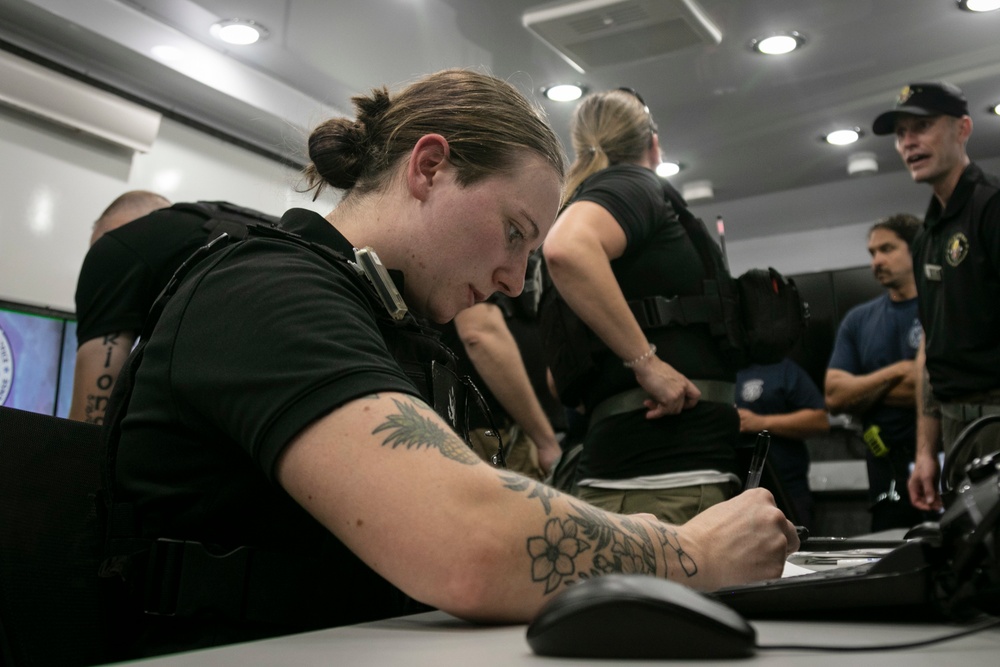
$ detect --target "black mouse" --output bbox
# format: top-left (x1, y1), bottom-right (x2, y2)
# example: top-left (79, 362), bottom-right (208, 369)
top-left (903, 520), bottom-right (942, 543)
top-left (526, 574), bottom-right (756, 660)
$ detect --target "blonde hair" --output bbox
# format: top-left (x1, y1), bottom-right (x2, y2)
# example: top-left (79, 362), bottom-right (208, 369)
top-left (562, 89), bottom-right (656, 207)
top-left (304, 69), bottom-right (565, 200)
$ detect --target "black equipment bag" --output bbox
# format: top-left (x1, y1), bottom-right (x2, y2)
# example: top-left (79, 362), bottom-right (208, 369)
top-left (735, 266), bottom-right (808, 365)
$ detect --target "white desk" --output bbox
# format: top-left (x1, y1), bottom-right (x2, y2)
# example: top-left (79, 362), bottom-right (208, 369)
top-left (114, 609), bottom-right (1000, 666)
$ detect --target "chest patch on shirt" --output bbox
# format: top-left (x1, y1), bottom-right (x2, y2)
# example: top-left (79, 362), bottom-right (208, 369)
top-left (907, 318), bottom-right (923, 351)
top-left (946, 232), bottom-right (969, 267)
top-left (740, 379), bottom-right (764, 403)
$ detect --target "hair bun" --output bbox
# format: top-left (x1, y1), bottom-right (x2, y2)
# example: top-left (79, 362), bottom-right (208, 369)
top-left (305, 118), bottom-right (367, 191)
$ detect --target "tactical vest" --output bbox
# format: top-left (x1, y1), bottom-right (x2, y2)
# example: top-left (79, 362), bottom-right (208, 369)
top-left (98, 209), bottom-right (498, 640)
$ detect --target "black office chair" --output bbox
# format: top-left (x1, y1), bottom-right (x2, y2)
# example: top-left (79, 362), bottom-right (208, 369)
top-left (942, 413), bottom-right (1000, 506)
top-left (0, 406), bottom-right (107, 667)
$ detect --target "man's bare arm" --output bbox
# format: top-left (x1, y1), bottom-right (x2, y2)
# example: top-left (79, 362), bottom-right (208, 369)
top-left (68, 332), bottom-right (136, 424)
top-left (824, 361), bottom-right (916, 417)
top-left (737, 408), bottom-right (829, 440)
top-left (276, 392), bottom-right (798, 623)
top-left (909, 337), bottom-right (942, 511)
top-left (453, 303), bottom-right (561, 474)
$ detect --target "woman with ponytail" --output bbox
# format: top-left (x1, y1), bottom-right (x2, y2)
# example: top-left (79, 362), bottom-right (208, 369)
top-left (544, 89), bottom-right (743, 524)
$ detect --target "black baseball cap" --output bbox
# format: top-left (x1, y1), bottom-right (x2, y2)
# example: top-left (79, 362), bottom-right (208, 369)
top-left (872, 82), bottom-right (969, 135)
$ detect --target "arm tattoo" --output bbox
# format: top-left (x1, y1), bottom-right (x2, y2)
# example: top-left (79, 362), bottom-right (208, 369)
top-left (506, 473), bottom-right (698, 593)
top-left (921, 367), bottom-right (941, 418)
top-left (501, 474), bottom-right (559, 514)
top-left (372, 397), bottom-right (480, 465)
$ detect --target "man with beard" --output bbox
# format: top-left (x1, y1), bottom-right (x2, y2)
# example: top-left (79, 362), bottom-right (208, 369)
top-left (825, 214), bottom-right (934, 530)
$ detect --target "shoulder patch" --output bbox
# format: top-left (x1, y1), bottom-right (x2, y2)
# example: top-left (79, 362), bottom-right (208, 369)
top-left (740, 378), bottom-right (764, 403)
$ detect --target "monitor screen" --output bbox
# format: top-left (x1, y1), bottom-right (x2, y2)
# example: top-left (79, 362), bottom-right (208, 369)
top-left (0, 300), bottom-right (77, 418)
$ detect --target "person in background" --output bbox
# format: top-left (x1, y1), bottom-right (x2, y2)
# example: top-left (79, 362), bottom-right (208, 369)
top-left (102, 69), bottom-right (797, 659)
top-left (872, 81), bottom-right (1000, 510)
top-left (735, 357), bottom-right (829, 530)
top-left (444, 297), bottom-right (563, 479)
top-left (543, 88), bottom-right (741, 524)
top-left (68, 190), bottom-right (171, 423)
top-left (88, 190), bottom-right (172, 247)
top-left (69, 193), bottom-right (275, 425)
top-left (825, 214), bottom-right (933, 530)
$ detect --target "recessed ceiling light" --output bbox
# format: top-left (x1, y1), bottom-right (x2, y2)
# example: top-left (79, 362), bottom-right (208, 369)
top-left (542, 84), bottom-right (585, 102)
top-left (150, 45), bottom-right (184, 63)
top-left (825, 128), bottom-right (862, 145)
top-left (656, 161), bottom-right (681, 178)
top-left (682, 180), bottom-right (714, 201)
top-left (210, 19), bottom-right (269, 45)
top-left (750, 31), bottom-right (805, 55)
top-left (958, 0), bottom-right (1000, 12)
top-left (847, 151), bottom-right (878, 177)
top-left (992, 102), bottom-right (1000, 115)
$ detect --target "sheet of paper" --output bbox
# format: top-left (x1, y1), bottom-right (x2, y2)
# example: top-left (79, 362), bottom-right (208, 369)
top-left (781, 560), bottom-right (816, 578)
top-left (787, 548), bottom-right (895, 566)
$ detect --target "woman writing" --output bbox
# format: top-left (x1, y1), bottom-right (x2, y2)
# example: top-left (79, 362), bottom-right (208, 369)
top-left (105, 71), bottom-right (795, 659)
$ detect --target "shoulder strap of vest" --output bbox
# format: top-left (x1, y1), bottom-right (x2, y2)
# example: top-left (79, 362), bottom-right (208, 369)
top-left (626, 182), bottom-right (735, 335)
top-left (170, 201), bottom-right (282, 244)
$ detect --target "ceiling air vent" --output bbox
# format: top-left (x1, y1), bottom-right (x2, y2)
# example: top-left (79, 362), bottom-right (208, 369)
top-left (523, 0), bottom-right (722, 73)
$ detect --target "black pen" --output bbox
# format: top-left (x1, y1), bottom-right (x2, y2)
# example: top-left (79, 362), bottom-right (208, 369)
top-left (744, 430), bottom-right (771, 491)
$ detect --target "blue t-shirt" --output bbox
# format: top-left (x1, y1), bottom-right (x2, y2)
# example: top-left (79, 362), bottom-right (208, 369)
top-left (735, 357), bottom-right (824, 448)
top-left (827, 294), bottom-right (921, 445)
top-left (736, 357), bottom-right (825, 416)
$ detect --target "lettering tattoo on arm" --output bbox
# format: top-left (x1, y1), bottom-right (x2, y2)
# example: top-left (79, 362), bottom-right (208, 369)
top-left (84, 333), bottom-right (124, 425)
top-left (503, 474), bottom-right (698, 594)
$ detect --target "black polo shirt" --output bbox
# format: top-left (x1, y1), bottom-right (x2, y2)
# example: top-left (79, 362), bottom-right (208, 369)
top-left (912, 162), bottom-right (1000, 401)
top-left (113, 209), bottom-right (425, 653)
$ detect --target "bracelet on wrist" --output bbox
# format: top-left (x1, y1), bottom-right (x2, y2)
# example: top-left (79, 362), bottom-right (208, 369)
top-left (622, 344), bottom-right (657, 369)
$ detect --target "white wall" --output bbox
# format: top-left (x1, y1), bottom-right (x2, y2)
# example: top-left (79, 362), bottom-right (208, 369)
top-left (692, 156), bottom-right (1000, 277)
top-left (0, 103), bottom-right (336, 312)
top-left (4, 67), bottom-right (1000, 313)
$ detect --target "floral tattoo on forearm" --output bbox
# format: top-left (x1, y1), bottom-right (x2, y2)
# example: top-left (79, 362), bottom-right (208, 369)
top-left (504, 474), bottom-right (698, 594)
top-left (371, 399), bottom-right (698, 594)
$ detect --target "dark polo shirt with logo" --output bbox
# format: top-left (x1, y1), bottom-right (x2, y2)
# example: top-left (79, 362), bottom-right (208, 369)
top-left (912, 162), bottom-right (1000, 401)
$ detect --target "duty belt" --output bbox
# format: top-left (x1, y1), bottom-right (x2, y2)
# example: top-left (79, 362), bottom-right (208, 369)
top-left (590, 381), bottom-right (735, 427)
top-left (941, 403), bottom-right (1000, 422)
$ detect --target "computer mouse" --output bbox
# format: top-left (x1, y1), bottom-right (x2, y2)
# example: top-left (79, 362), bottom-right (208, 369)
top-left (526, 574), bottom-right (756, 660)
top-left (904, 520), bottom-right (942, 542)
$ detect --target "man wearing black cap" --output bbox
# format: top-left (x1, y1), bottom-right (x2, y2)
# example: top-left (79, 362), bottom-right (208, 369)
top-left (873, 82), bottom-right (1000, 511)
